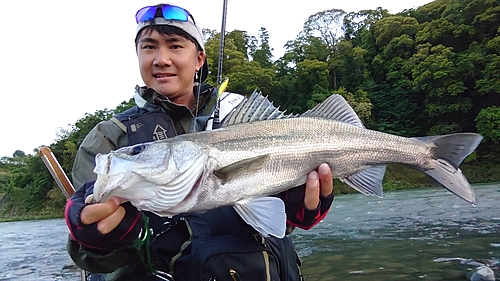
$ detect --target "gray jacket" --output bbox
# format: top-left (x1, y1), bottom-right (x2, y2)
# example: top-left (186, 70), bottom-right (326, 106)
top-left (71, 84), bottom-right (227, 188)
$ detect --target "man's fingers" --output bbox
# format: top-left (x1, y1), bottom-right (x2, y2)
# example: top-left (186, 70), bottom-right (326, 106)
top-left (80, 197), bottom-right (122, 225)
top-left (304, 170), bottom-right (320, 210)
top-left (97, 206), bottom-right (126, 235)
top-left (318, 163), bottom-right (334, 197)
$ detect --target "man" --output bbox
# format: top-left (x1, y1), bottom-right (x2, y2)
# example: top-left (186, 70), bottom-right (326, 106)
top-left (65, 3), bottom-right (334, 280)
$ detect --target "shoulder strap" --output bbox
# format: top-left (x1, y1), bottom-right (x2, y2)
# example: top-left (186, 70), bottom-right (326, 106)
top-left (110, 117), bottom-right (127, 133)
top-left (111, 105), bottom-right (145, 133)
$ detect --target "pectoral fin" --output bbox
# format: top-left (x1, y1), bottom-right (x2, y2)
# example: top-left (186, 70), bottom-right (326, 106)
top-left (233, 197), bottom-right (286, 238)
top-left (213, 154), bottom-right (270, 185)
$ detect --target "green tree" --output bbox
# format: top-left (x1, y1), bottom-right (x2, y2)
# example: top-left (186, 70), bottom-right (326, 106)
top-left (251, 28), bottom-right (274, 69)
top-left (302, 9), bottom-right (347, 50)
top-left (329, 40), bottom-right (369, 91)
top-left (416, 18), bottom-right (475, 52)
top-left (227, 61), bottom-right (281, 98)
top-left (227, 30), bottom-right (254, 60)
top-left (291, 59), bottom-right (330, 112)
top-left (410, 43), bottom-right (471, 134)
top-left (410, 0), bottom-right (450, 23)
top-left (344, 8), bottom-right (389, 42)
top-left (5, 0), bottom-right (500, 220)
top-left (3, 153), bottom-right (57, 214)
top-left (475, 35), bottom-right (500, 97)
top-left (372, 16), bottom-right (419, 48)
top-left (476, 106), bottom-right (500, 144)
top-left (12, 150), bottom-right (26, 158)
top-left (204, 30), bottom-right (247, 85)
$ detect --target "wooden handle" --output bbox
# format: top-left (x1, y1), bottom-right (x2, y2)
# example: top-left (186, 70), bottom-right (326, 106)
top-left (39, 146), bottom-right (75, 199)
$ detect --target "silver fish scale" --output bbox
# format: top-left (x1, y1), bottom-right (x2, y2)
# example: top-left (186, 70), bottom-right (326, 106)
top-left (205, 117), bottom-right (428, 171)
top-left (175, 117), bottom-right (430, 212)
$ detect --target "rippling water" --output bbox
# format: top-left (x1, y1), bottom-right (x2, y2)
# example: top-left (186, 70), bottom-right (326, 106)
top-left (1, 184), bottom-right (499, 280)
top-left (291, 183), bottom-right (500, 280)
top-left (0, 219), bottom-right (81, 280)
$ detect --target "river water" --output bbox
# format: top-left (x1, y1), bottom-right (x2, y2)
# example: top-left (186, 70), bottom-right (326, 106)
top-left (1, 184), bottom-right (499, 280)
top-left (292, 183), bottom-right (500, 280)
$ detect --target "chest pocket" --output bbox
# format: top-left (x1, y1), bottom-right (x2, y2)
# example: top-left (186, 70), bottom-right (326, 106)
top-left (112, 111), bottom-right (178, 145)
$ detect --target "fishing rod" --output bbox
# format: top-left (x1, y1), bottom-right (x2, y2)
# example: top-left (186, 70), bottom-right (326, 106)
top-left (212, 0), bottom-right (229, 130)
top-left (39, 146), bottom-right (75, 199)
top-left (39, 146), bottom-right (90, 281)
top-left (216, 0), bottom-right (228, 86)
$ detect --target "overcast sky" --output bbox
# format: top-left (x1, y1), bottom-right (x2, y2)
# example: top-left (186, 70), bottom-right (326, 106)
top-left (0, 0), bottom-right (433, 158)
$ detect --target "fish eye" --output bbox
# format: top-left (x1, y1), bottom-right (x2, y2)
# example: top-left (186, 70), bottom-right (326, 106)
top-left (129, 144), bottom-right (146, 155)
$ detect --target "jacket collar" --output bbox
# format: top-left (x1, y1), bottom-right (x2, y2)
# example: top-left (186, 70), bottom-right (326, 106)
top-left (134, 84), bottom-right (215, 117)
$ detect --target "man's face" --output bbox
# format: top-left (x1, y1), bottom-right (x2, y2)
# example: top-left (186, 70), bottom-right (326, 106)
top-left (136, 29), bottom-right (205, 107)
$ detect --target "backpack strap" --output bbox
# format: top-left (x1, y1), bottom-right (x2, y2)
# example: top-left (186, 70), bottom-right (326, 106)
top-left (110, 117), bottom-right (127, 133)
top-left (111, 105), bottom-right (143, 133)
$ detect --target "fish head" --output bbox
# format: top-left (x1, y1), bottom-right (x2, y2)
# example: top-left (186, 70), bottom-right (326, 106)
top-left (92, 139), bottom-right (204, 205)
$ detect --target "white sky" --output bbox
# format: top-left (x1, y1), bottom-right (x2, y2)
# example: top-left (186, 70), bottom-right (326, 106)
top-left (0, 0), bottom-right (433, 158)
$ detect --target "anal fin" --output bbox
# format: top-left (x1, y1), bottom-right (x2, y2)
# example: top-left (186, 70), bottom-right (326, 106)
top-left (340, 165), bottom-right (386, 197)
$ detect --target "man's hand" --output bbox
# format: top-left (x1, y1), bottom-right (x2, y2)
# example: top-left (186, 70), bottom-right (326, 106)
top-left (280, 163), bottom-right (335, 231)
top-left (304, 163), bottom-right (334, 210)
top-left (81, 197), bottom-right (126, 234)
top-left (65, 183), bottom-right (143, 251)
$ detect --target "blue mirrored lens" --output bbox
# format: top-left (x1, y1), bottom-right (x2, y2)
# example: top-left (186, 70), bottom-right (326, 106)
top-left (136, 6), bottom-right (157, 23)
top-left (162, 5), bottom-right (189, 21)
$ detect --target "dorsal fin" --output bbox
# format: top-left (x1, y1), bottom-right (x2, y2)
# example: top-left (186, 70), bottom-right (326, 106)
top-left (302, 94), bottom-right (365, 129)
top-left (222, 90), bottom-right (296, 126)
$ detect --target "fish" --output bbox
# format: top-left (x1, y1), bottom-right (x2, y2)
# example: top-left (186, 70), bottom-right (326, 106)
top-left (92, 91), bottom-right (483, 237)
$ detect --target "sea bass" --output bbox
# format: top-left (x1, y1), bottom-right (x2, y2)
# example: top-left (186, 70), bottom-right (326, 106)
top-left (92, 92), bottom-right (482, 237)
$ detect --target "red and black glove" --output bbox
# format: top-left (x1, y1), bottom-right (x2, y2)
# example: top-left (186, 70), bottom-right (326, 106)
top-left (279, 185), bottom-right (334, 230)
top-left (64, 182), bottom-right (144, 252)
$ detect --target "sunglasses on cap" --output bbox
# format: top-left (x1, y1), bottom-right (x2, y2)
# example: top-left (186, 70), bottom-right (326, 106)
top-left (135, 4), bottom-right (195, 24)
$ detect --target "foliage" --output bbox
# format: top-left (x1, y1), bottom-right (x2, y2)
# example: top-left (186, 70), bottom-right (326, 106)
top-left (475, 106), bottom-right (500, 144)
top-left (3, 0), bottom-right (500, 220)
top-left (0, 103), bottom-right (133, 220)
top-left (250, 28), bottom-right (274, 69)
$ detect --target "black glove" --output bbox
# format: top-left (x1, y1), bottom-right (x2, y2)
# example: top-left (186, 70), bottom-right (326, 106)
top-left (278, 185), bottom-right (334, 230)
top-left (64, 181), bottom-right (144, 252)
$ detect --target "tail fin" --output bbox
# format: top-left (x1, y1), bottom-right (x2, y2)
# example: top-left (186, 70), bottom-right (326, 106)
top-left (419, 133), bottom-right (483, 204)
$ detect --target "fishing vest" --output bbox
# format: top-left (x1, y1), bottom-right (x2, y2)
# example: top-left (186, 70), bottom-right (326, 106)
top-left (111, 91), bottom-right (302, 281)
top-left (111, 91), bottom-right (245, 143)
